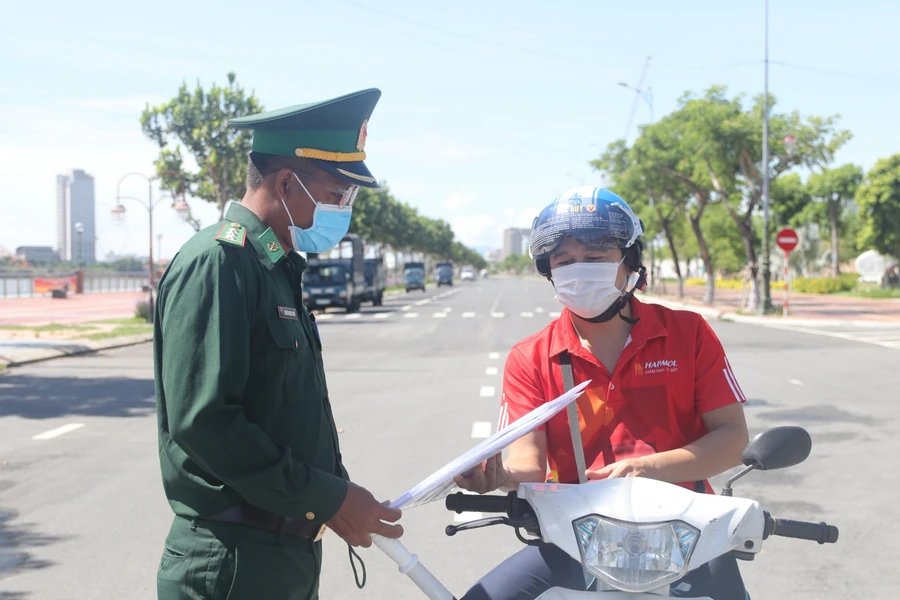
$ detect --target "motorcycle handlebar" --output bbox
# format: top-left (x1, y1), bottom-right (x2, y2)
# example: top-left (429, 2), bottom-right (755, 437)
top-left (764, 513), bottom-right (839, 545)
top-left (445, 492), bottom-right (529, 517)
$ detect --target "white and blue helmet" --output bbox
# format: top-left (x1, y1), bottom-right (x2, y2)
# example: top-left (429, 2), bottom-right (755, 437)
top-left (530, 187), bottom-right (644, 276)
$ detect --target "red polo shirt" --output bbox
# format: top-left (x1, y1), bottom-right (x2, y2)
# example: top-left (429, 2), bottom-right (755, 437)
top-left (498, 297), bottom-right (746, 493)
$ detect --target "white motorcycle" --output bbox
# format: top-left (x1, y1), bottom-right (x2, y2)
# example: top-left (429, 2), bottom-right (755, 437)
top-left (373, 426), bottom-right (839, 599)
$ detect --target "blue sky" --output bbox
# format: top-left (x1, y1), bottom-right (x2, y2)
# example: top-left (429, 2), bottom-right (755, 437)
top-left (2, 0), bottom-right (898, 259)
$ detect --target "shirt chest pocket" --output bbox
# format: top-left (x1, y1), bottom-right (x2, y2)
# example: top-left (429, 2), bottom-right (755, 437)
top-left (266, 316), bottom-right (310, 361)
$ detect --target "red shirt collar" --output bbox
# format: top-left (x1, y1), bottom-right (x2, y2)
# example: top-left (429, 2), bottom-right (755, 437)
top-left (549, 296), bottom-right (667, 358)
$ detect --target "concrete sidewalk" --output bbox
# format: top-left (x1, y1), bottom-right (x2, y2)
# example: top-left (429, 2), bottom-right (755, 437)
top-left (0, 333), bottom-right (154, 368)
top-left (639, 284), bottom-right (900, 328)
top-left (0, 291), bottom-right (148, 326)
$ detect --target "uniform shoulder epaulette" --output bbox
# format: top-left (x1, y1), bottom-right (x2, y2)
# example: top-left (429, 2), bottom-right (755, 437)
top-left (215, 222), bottom-right (247, 247)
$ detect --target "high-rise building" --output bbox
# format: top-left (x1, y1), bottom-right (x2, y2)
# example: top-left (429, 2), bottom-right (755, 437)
top-left (16, 246), bottom-right (59, 263)
top-left (502, 227), bottom-right (531, 260)
top-left (56, 169), bottom-right (96, 263)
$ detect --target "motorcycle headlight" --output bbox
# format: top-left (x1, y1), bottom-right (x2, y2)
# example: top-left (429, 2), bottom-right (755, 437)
top-left (338, 289), bottom-right (347, 298)
top-left (573, 516), bottom-right (699, 593)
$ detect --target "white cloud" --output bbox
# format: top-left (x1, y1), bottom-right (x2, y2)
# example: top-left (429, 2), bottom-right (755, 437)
top-left (442, 189), bottom-right (476, 211)
top-left (449, 213), bottom-right (498, 248)
top-left (503, 206), bottom-right (542, 229)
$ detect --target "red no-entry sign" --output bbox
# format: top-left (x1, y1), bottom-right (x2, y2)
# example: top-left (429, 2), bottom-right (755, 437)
top-left (776, 228), bottom-right (800, 253)
top-left (775, 228), bottom-right (800, 317)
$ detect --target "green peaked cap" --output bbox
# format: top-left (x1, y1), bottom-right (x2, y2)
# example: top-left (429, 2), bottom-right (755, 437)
top-left (228, 88), bottom-right (381, 187)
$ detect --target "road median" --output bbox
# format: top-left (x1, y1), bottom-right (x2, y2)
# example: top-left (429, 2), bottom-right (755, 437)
top-left (0, 319), bottom-right (154, 369)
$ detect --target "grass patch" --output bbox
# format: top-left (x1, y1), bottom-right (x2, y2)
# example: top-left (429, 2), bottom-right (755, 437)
top-left (79, 324), bottom-right (153, 341)
top-left (385, 284), bottom-right (405, 293)
top-left (90, 317), bottom-right (151, 326)
top-left (0, 323), bottom-right (98, 332)
top-left (839, 287), bottom-right (900, 299)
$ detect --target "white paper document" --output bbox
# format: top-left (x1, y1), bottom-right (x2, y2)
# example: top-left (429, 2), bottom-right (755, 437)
top-left (389, 380), bottom-right (591, 510)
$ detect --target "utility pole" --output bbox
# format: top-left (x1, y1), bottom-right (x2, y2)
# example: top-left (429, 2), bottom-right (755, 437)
top-left (759, 0), bottom-right (773, 314)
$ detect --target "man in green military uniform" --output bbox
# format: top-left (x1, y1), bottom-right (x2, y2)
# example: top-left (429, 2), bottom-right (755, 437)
top-left (154, 88), bottom-right (402, 600)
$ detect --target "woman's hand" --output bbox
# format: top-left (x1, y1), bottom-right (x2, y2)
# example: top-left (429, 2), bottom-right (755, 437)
top-left (454, 454), bottom-right (510, 494)
top-left (586, 457), bottom-right (655, 481)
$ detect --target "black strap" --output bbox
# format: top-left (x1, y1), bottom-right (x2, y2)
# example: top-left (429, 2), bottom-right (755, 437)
top-left (349, 544), bottom-right (367, 589)
top-left (559, 351), bottom-right (588, 485)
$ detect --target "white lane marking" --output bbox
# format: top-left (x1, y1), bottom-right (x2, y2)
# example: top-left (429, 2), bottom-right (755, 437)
top-left (374, 313), bottom-right (391, 319)
top-left (789, 378), bottom-right (803, 386)
top-left (414, 299), bottom-right (431, 306)
top-left (453, 511), bottom-right (483, 523)
top-left (485, 366), bottom-right (498, 376)
top-left (433, 312), bottom-right (447, 318)
top-left (520, 312), bottom-right (534, 318)
top-left (761, 324), bottom-right (900, 351)
top-left (345, 314), bottom-right (362, 320)
top-left (462, 312), bottom-right (475, 318)
top-left (316, 314), bottom-right (334, 321)
top-left (404, 312), bottom-right (419, 318)
top-left (535, 307), bottom-right (545, 313)
top-left (471, 421), bottom-right (492, 439)
top-left (480, 386), bottom-right (496, 398)
top-left (444, 307), bottom-right (453, 313)
top-left (549, 312), bottom-right (561, 318)
top-left (400, 305), bottom-right (412, 312)
top-left (489, 289), bottom-right (506, 315)
top-left (488, 352), bottom-right (500, 360)
top-left (33, 423), bottom-right (85, 440)
top-left (491, 312), bottom-right (505, 318)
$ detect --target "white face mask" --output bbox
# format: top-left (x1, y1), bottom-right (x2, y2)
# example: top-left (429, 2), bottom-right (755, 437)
top-left (551, 259), bottom-right (626, 319)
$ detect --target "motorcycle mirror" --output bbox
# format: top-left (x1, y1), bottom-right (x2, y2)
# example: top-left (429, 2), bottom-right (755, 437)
top-left (741, 426), bottom-right (812, 471)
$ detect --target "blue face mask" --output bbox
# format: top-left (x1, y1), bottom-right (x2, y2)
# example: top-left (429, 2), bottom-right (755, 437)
top-left (281, 173), bottom-right (352, 254)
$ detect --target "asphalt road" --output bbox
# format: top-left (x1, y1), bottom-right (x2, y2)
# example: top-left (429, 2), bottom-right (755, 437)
top-left (0, 277), bottom-right (897, 599)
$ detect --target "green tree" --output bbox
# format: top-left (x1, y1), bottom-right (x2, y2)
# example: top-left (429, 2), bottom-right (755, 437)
top-left (770, 173), bottom-right (812, 228)
top-left (141, 72), bottom-right (263, 220)
top-left (640, 109), bottom-right (720, 304)
top-left (349, 184), bottom-right (484, 269)
top-left (593, 138), bottom-right (693, 298)
top-left (700, 203), bottom-right (745, 275)
top-left (856, 154), bottom-right (900, 262)
top-left (679, 87), bottom-right (850, 309)
top-left (806, 164), bottom-right (863, 275)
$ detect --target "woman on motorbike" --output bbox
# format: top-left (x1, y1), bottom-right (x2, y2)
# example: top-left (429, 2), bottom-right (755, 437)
top-left (455, 187), bottom-right (751, 600)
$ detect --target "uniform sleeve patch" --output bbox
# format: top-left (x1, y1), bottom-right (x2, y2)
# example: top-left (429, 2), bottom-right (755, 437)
top-left (215, 222), bottom-right (247, 247)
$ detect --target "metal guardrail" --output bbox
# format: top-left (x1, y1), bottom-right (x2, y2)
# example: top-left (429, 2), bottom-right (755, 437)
top-left (0, 272), bottom-right (149, 299)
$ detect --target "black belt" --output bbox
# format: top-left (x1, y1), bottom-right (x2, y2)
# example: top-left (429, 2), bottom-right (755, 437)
top-left (204, 503), bottom-right (327, 541)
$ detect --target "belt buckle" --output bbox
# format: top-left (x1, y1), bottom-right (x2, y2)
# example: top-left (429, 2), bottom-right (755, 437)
top-left (314, 524), bottom-right (327, 542)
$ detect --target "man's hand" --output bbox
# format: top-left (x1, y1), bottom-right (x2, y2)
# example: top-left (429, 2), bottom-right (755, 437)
top-left (586, 457), bottom-right (654, 481)
top-left (328, 483), bottom-right (403, 548)
top-left (453, 454), bottom-right (510, 494)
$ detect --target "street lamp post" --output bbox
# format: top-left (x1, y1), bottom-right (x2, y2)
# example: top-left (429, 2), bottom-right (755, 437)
top-left (759, 0), bottom-right (773, 314)
top-left (618, 82), bottom-right (657, 291)
top-left (174, 199), bottom-right (201, 232)
top-left (112, 170), bottom-right (187, 323)
top-left (74, 222), bottom-right (85, 264)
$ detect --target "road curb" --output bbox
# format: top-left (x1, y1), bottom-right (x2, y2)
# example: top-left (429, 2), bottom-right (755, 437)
top-left (638, 295), bottom-right (723, 320)
top-left (0, 333), bottom-right (153, 369)
top-left (639, 293), bottom-right (900, 329)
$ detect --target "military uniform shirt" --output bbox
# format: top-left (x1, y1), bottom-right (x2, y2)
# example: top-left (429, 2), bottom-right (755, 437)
top-left (153, 202), bottom-right (349, 524)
